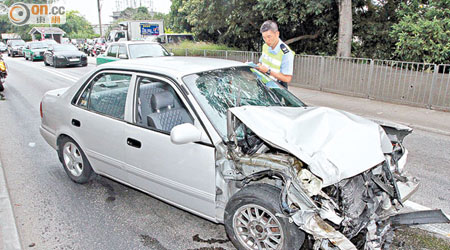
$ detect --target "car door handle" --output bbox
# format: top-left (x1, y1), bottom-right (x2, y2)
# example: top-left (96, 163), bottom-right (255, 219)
top-left (71, 119), bottom-right (81, 127)
top-left (127, 138), bottom-right (141, 148)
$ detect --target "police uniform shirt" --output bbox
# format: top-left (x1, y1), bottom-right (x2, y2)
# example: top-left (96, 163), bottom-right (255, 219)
top-left (259, 39), bottom-right (294, 76)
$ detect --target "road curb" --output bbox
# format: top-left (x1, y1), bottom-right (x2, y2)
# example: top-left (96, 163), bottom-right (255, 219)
top-left (0, 159), bottom-right (22, 250)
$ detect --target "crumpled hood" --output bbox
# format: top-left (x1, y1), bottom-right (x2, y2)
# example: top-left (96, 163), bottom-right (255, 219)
top-left (229, 106), bottom-right (393, 186)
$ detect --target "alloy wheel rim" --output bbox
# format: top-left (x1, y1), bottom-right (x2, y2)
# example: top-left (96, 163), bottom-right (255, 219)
top-left (63, 142), bottom-right (83, 177)
top-left (233, 204), bottom-right (284, 250)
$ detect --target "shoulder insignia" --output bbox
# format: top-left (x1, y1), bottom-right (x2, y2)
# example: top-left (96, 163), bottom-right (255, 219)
top-left (280, 43), bottom-right (290, 54)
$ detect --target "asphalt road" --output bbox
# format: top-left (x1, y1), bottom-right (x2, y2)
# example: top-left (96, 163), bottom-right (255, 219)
top-left (0, 55), bottom-right (448, 249)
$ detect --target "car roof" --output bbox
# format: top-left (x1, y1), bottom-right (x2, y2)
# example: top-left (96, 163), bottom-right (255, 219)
top-left (110, 41), bottom-right (160, 45)
top-left (98, 57), bottom-right (246, 78)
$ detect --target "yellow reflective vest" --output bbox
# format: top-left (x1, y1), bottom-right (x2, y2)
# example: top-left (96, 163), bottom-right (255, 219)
top-left (260, 42), bottom-right (294, 74)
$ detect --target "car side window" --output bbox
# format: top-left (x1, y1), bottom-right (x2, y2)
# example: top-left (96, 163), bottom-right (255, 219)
top-left (107, 45), bottom-right (118, 57)
top-left (118, 45), bottom-right (127, 58)
top-left (135, 76), bottom-right (193, 133)
top-left (77, 73), bottom-right (132, 119)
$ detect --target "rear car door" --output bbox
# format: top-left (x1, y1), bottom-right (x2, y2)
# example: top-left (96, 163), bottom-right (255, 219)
top-left (124, 74), bottom-right (217, 219)
top-left (72, 71), bottom-right (134, 182)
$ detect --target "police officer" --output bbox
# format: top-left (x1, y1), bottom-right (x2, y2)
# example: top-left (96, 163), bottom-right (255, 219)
top-left (256, 20), bottom-right (295, 89)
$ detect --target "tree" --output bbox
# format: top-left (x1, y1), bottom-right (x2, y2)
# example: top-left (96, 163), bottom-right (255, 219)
top-left (390, 0), bottom-right (450, 64)
top-left (352, 0), bottom-right (402, 59)
top-left (337, 0), bottom-right (352, 57)
top-left (168, 0), bottom-right (340, 53)
top-left (57, 11), bottom-right (96, 39)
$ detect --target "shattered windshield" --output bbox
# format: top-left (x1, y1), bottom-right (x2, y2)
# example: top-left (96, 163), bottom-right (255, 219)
top-left (183, 66), bottom-right (305, 139)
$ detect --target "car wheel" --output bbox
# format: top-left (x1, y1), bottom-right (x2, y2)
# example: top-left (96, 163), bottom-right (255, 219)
top-left (0, 83), bottom-right (4, 92)
top-left (59, 137), bottom-right (94, 184)
top-left (224, 184), bottom-right (305, 250)
top-left (53, 58), bottom-right (59, 68)
top-left (44, 57), bottom-right (49, 66)
top-left (25, 55), bottom-right (28, 60)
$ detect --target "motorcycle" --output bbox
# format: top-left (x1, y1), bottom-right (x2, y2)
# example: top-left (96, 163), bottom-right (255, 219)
top-left (0, 54), bottom-right (7, 93)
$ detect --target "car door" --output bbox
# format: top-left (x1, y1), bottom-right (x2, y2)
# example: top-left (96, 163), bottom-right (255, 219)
top-left (97, 44), bottom-right (119, 65)
top-left (23, 44), bottom-right (30, 58)
top-left (118, 45), bottom-right (128, 60)
top-left (72, 70), bottom-right (135, 183)
top-left (124, 74), bottom-right (217, 220)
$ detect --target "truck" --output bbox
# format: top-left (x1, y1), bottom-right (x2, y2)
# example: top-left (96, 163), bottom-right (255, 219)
top-left (107, 20), bottom-right (164, 42)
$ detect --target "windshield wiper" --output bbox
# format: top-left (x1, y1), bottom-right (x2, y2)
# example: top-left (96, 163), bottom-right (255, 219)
top-left (255, 78), bottom-right (283, 106)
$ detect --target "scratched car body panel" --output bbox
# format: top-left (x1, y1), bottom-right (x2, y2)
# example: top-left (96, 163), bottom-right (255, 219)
top-left (40, 57), bottom-right (448, 250)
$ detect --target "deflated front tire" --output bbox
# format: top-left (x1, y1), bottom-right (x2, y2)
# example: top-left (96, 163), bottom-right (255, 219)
top-left (224, 184), bottom-right (305, 250)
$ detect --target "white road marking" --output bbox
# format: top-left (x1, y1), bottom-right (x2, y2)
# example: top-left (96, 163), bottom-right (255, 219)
top-left (404, 200), bottom-right (435, 211)
top-left (5, 57), bottom-right (79, 82)
top-left (37, 67), bottom-right (77, 82)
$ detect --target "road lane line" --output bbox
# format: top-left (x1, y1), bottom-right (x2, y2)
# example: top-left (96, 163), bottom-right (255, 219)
top-left (37, 67), bottom-right (77, 82)
top-left (0, 160), bottom-right (22, 250)
top-left (5, 57), bottom-right (78, 82)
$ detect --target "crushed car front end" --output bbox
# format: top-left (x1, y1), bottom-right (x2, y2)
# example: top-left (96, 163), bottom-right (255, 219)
top-left (215, 106), bottom-right (446, 250)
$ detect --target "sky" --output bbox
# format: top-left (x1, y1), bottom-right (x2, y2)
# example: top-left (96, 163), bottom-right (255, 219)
top-left (57, 0), bottom-right (172, 25)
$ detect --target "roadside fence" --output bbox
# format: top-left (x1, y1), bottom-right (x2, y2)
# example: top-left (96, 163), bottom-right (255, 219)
top-left (168, 48), bottom-right (449, 111)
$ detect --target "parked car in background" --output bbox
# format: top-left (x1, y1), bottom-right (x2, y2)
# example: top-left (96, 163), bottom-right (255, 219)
top-left (7, 39), bottom-right (26, 57)
top-left (0, 42), bottom-right (7, 53)
top-left (44, 44), bottom-right (87, 68)
top-left (96, 41), bottom-right (170, 65)
top-left (38, 57), bottom-right (445, 250)
top-left (23, 41), bottom-right (48, 61)
top-left (146, 33), bottom-right (194, 44)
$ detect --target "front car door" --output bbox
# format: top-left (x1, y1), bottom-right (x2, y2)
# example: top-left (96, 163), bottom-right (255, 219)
top-left (97, 44), bottom-right (119, 65)
top-left (72, 70), bottom-right (134, 182)
top-left (124, 74), bottom-right (217, 220)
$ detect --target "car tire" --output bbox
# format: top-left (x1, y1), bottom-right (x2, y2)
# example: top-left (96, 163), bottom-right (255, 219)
top-left (53, 58), bottom-right (59, 68)
top-left (224, 183), bottom-right (305, 250)
top-left (58, 137), bottom-right (95, 184)
top-left (25, 55), bottom-right (28, 60)
top-left (0, 83), bottom-right (4, 92)
top-left (44, 57), bottom-right (49, 66)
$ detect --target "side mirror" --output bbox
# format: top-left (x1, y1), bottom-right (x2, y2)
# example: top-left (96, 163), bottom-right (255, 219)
top-left (170, 52), bottom-right (174, 56)
top-left (170, 123), bottom-right (202, 145)
top-left (118, 54), bottom-right (128, 59)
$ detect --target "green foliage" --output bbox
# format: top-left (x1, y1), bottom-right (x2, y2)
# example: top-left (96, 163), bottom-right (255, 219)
top-left (352, 0), bottom-right (401, 59)
top-left (56, 11), bottom-right (95, 39)
top-left (165, 41), bottom-right (238, 56)
top-left (165, 40), bottom-right (238, 50)
top-left (390, 0), bottom-right (450, 64)
top-left (167, 0), bottom-right (339, 54)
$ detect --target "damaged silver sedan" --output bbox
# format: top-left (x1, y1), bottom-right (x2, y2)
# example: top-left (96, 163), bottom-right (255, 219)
top-left (40, 57), bottom-right (448, 250)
